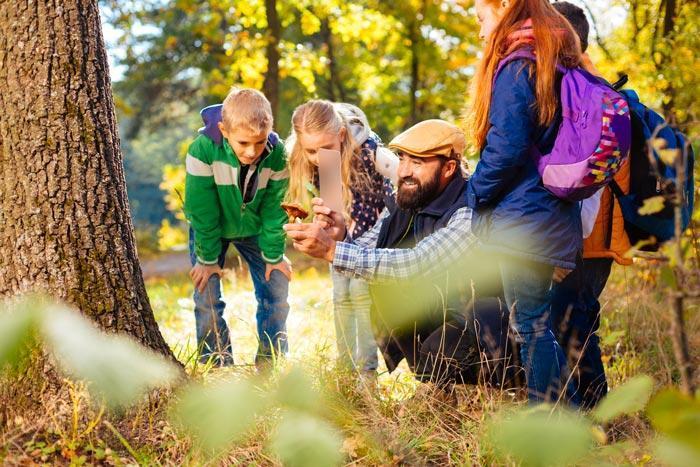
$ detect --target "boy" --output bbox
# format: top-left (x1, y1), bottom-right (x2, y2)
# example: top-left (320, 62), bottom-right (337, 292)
top-left (551, 1), bottom-right (633, 408)
top-left (184, 87), bottom-right (291, 368)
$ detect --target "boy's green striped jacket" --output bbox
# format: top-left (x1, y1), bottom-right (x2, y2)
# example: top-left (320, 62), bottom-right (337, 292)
top-left (184, 131), bottom-right (289, 265)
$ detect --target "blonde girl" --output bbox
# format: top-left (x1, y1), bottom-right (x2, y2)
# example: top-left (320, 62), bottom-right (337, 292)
top-left (287, 100), bottom-right (392, 374)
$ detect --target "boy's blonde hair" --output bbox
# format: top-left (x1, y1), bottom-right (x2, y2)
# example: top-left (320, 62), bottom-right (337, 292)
top-left (221, 87), bottom-right (273, 133)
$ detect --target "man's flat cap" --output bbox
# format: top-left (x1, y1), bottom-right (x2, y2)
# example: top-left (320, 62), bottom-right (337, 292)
top-left (388, 119), bottom-right (466, 159)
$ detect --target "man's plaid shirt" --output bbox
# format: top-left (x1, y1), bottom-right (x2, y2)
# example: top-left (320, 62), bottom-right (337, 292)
top-left (332, 206), bottom-right (478, 283)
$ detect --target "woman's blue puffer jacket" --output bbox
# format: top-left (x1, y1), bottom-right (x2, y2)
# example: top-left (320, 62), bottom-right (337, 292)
top-left (465, 58), bottom-right (582, 269)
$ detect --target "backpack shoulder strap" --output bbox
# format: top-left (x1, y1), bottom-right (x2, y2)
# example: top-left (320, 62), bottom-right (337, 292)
top-left (494, 48), bottom-right (569, 83)
top-left (620, 88), bottom-right (641, 103)
top-left (609, 179), bottom-right (624, 198)
top-left (494, 48), bottom-right (536, 81)
top-left (611, 74), bottom-right (629, 90)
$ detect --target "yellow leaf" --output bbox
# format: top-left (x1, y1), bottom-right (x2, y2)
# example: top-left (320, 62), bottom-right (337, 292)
top-left (652, 138), bottom-right (668, 151)
top-left (165, 36), bottom-right (178, 49)
top-left (658, 148), bottom-right (680, 166)
top-left (341, 435), bottom-right (364, 458)
top-left (300, 10), bottom-right (321, 36)
top-left (638, 196), bottom-right (666, 216)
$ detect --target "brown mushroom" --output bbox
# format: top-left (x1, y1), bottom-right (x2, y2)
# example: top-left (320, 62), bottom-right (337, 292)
top-left (281, 202), bottom-right (309, 223)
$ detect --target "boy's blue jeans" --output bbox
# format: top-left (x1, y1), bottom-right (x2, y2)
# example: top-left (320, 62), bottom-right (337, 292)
top-left (331, 269), bottom-right (378, 372)
top-left (500, 258), bottom-right (576, 404)
top-left (551, 257), bottom-right (612, 409)
top-left (189, 229), bottom-right (289, 366)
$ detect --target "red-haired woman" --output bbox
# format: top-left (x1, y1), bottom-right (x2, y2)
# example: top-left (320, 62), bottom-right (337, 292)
top-left (465, 0), bottom-right (583, 403)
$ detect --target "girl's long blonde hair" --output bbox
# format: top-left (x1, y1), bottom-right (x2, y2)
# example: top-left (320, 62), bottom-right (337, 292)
top-left (286, 100), bottom-right (367, 217)
top-left (466, 0), bottom-right (581, 150)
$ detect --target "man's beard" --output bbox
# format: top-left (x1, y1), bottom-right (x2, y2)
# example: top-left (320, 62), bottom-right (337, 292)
top-left (396, 170), bottom-right (442, 210)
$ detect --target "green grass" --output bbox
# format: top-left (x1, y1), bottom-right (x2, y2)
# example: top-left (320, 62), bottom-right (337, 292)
top-left (146, 265), bottom-right (338, 367)
top-left (145, 263), bottom-right (422, 400)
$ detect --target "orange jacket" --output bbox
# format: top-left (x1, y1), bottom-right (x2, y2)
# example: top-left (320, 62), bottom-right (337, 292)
top-left (583, 158), bottom-right (633, 265)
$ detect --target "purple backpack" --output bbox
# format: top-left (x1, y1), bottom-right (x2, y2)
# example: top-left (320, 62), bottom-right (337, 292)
top-left (495, 49), bottom-right (632, 201)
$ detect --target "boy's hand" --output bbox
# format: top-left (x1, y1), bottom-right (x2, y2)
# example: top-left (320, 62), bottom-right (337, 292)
top-left (265, 256), bottom-right (292, 281)
top-left (311, 197), bottom-right (346, 241)
top-left (190, 263), bottom-right (223, 293)
top-left (553, 267), bottom-right (572, 283)
top-left (284, 222), bottom-right (337, 262)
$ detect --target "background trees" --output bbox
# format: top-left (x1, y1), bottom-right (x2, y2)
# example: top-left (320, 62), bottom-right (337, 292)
top-left (102, 0), bottom-right (480, 232)
top-left (592, 0), bottom-right (699, 130)
top-left (101, 0), bottom-right (697, 236)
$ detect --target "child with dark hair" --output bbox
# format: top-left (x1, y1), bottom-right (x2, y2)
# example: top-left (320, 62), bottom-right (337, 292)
top-left (553, 1), bottom-right (601, 74)
top-left (551, 1), bottom-right (633, 409)
top-left (552, 1), bottom-right (589, 51)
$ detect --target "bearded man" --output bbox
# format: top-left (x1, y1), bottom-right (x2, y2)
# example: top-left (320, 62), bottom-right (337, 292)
top-left (285, 120), bottom-right (521, 387)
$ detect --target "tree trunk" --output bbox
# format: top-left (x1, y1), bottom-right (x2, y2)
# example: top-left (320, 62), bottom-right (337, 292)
top-left (408, 19), bottom-right (420, 127)
top-left (662, 0), bottom-right (676, 36)
top-left (650, 0), bottom-right (678, 121)
top-left (0, 0), bottom-right (174, 359)
top-left (660, 0), bottom-right (677, 121)
top-left (320, 18), bottom-right (336, 101)
top-left (407, 0), bottom-right (427, 127)
top-left (321, 17), bottom-right (346, 103)
top-left (581, 2), bottom-right (613, 60)
top-left (263, 0), bottom-right (281, 123)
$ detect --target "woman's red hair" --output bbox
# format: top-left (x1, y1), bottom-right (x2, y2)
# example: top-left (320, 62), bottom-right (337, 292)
top-left (467, 0), bottom-right (581, 149)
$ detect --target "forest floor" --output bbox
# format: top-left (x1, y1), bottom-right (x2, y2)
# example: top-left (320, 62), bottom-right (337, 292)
top-left (141, 254), bottom-right (699, 464)
top-left (2, 252), bottom-right (699, 465)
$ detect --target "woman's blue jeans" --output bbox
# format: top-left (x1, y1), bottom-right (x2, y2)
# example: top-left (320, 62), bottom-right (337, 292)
top-left (500, 258), bottom-right (576, 404)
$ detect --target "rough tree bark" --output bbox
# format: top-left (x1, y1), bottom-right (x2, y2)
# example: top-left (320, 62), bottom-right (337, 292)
top-left (0, 0), bottom-right (174, 359)
top-left (263, 0), bottom-right (281, 123)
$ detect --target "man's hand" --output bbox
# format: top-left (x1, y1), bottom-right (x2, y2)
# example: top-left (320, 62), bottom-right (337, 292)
top-left (553, 267), bottom-right (572, 283)
top-left (311, 197), bottom-right (347, 241)
top-left (265, 256), bottom-right (292, 281)
top-left (190, 263), bottom-right (223, 293)
top-left (284, 222), bottom-right (337, 262)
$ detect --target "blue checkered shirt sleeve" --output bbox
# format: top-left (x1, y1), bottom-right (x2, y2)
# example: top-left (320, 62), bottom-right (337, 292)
top-left (332, 207), bottom-right (477, 283)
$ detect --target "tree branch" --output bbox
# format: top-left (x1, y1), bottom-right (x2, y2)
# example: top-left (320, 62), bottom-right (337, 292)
top-left (651, 0), bottom-right (666, 66)
top-left (581, 2), bottom-right (613, 60)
